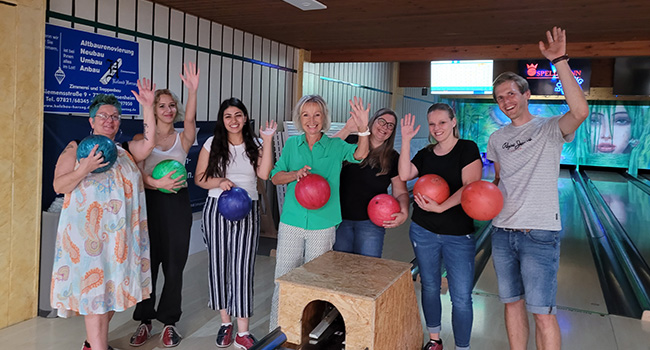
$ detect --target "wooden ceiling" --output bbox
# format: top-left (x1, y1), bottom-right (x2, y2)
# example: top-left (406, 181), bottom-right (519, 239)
top-left (153, 0), bottom-right (650, 62)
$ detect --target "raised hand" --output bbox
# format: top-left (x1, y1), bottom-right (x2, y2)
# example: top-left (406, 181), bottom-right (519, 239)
top-left (342, 115), bottom-right (357, 133)
top-left (260, 120), bottom-right (277, 144)
top-left (348, 96), bottom-right (370, 133)
top-left (400, 113), bottom-right (421, 142)
top-left (131, 78), bottom-right (156, 107)
top-left (180, 62), bottom-right (200, 93)
top-left (539, 26), bottom-right (566, 61)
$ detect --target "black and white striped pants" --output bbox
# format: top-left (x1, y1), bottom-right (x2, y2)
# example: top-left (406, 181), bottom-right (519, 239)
top-left (202, 196), bottom-right (260, 318)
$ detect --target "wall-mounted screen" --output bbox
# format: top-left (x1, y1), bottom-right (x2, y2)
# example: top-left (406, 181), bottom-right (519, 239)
top-left (430, 60), bottom-right (493, 95)
top-left (518, 59), bottom-right (591, 95)
top-left (614, 57), bottom-right (650, 96)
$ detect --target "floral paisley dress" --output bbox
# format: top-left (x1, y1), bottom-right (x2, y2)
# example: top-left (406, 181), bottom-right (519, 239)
top-left (51, 145), bottom-right (152, 317)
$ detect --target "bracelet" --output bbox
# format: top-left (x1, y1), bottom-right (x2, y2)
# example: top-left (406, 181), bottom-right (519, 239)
top-left (551, 54), bottom-right (569, 64)
top-left (357, 128), bottom-right (371, 137)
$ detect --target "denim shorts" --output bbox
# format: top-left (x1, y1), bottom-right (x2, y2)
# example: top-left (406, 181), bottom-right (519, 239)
top-left (491, 227), bottom-right (561, 314)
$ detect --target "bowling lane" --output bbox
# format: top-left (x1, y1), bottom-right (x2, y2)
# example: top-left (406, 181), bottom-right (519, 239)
top-left (585, 170), bottom-right (650, 265)
top-left (640, 173), bottom-right (650, 187)
top-left (474, 169), bottom-right (608, 314)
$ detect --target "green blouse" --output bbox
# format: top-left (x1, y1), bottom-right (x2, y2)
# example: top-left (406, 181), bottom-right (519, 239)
top-left (271, 133), bottom-right (359, 230)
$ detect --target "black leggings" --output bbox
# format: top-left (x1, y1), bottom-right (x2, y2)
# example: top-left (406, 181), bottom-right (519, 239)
top-left (133, 188), bottom-right (192, 325)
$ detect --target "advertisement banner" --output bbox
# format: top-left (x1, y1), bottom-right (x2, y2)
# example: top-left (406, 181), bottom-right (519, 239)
top-left (44, 24), bottom-right (140, 115)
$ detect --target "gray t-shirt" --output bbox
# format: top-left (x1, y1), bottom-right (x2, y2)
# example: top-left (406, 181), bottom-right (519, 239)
top-left (486, 116), bottom-right (574, 231)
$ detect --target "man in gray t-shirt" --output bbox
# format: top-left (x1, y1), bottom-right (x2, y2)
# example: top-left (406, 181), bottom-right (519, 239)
top-left (486, 27), bottom-right (589, 350)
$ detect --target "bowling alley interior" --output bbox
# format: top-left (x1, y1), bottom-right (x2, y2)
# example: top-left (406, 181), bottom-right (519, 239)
top-left (4, 0), bottom-right (650, 349)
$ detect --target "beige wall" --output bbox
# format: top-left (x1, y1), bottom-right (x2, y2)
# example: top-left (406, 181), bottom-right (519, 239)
top-left (0, 0), bottom-right (45, 328)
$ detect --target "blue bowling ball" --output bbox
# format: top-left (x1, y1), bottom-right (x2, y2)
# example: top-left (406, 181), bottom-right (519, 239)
top-left (76, 135), bottom-right (118, 173)
top-left (218, 187), bottom-right (252, 221)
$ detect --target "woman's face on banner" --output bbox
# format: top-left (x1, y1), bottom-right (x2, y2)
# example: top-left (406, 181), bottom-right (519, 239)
top-left (590, 105), bottom-right (632, 154)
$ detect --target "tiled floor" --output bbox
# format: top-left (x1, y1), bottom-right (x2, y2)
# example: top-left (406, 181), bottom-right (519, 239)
top-left (3, 171), bottom-right (650, 349)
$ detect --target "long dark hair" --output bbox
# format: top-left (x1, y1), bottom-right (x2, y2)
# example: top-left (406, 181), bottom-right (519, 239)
top-left (361, 108), bottom-right (398, 176)
top-left (201, 98), bottom-right (260, 180)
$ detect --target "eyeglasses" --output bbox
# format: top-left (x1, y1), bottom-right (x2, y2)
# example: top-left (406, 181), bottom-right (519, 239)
top-left (95, 113), bottom-right (121, 122)
top-left (376, 117), bottom-right (395, 130)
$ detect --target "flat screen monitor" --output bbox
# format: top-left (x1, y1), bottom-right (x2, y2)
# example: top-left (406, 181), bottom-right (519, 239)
top-left (518, 59), bottom-right (591, 95)
top-left (430, 60), bottom-right (493, 95)
top-left (613, 57), bottom-right (650, 96)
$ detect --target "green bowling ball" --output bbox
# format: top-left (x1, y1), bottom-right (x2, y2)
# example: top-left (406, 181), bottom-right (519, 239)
top-left (152, 159), bottom-right (187, 193)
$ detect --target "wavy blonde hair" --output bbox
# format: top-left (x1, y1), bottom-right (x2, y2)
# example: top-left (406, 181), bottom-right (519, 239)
top-left (154, 89), bottom-right (185, 123)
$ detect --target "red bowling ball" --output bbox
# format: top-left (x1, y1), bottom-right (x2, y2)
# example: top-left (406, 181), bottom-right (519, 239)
top-left (295, 173), bottom-right (331, 210)
top-left (367, 194), bottom-right (400, 227)
top-left (413, 174), bottom-right (450, 204)
top-left (461, 180), bottom-right (504, 221)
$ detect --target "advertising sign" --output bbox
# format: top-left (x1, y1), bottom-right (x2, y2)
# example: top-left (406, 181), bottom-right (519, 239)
top-left (44, 24), bottom-right (140, 115)
top-left (518, 59), bottom-right (591, 96)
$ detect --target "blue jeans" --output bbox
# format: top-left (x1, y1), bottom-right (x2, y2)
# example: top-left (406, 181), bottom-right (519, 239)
top-left (410, 222), bottom-right (474, 350)
top-left (491, 227), bottom-right (560, 315)
top-left (333, 219), bottom-right (386, 258)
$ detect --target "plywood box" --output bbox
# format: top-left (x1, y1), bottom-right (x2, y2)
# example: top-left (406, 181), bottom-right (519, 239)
top-left (277, 251), bottom-right (422, 350)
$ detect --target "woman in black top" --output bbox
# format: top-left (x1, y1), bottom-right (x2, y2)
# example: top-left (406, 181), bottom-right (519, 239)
top-left (398, 103), bottom-right (482, 350)
top-left (334, 108), bottom-right (409, 258)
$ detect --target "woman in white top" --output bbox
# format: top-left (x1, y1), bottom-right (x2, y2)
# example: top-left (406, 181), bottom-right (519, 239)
top-left (129, 63), bottom-right (199, 348)
top-left (195, 97), bottom-right (276, 349)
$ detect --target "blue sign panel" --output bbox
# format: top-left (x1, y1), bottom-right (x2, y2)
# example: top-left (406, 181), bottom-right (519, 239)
top-left (44, 24), bottom-right (140, 115)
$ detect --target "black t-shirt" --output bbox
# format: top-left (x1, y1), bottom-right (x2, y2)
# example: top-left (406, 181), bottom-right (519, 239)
top-left (340, 137), bottom-right (400, 221)
top-left (411, 139), bottom-right (480, 235)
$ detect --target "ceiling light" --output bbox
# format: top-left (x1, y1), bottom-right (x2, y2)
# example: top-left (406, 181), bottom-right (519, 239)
top-left (283, 0), bottom-right (327, 11)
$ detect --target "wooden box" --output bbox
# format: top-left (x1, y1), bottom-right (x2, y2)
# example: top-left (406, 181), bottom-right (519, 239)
top-left (277, 251), bottom-right (422, 350)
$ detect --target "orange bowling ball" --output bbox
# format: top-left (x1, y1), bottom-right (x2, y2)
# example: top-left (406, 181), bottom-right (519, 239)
top-left (461, 180), bottom-right (503, 221)
top-left (413, 174), bottom-right (450, 204)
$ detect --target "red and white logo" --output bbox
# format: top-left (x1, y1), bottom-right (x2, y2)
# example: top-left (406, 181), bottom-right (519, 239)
top-left (526, 63), bottom-right (538, 77)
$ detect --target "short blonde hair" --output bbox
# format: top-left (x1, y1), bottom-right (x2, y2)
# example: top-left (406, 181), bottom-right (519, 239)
top-left (291, 95), bottom-right (330, 133)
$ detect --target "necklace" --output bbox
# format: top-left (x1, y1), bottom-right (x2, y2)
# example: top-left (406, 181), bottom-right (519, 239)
top-left (157, 129), bottom-right (175, 137)
top-left (157, 130), bottom-right (176, 146)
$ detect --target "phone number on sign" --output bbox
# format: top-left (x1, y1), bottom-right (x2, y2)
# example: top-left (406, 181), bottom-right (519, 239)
top-left (53, 97), bottom-right (90, 104)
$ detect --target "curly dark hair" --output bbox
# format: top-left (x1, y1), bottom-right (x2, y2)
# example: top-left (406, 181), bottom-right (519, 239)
top-left (201, 98), bottom-right (260, 180)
